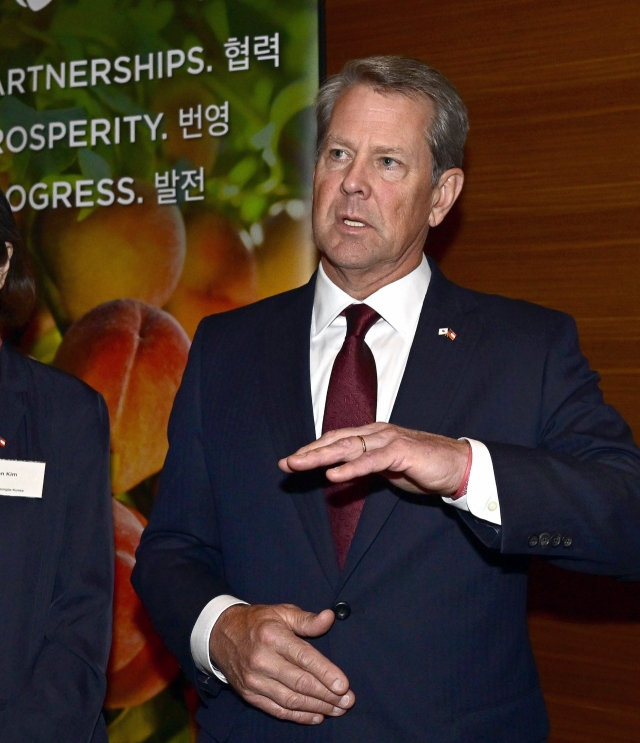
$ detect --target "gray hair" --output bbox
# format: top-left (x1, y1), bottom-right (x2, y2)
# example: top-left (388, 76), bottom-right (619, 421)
top-left (316, 56), bottom-right (469, 186)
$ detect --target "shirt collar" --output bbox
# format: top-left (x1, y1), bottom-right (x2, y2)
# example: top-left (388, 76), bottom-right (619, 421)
top-left (312, 255), bottom-right (431, 339)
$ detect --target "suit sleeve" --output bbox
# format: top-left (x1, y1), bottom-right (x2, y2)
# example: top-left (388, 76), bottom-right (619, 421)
top-left (132, 324), bottom-right (230, 695)
top-left (464, 312), bottom-right (640, 577)
top-left (0, 391), bottom-right (113, 743)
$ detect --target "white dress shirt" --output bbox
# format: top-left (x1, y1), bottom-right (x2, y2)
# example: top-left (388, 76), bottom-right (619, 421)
top-left (191, 256), bottom-right (501, 680)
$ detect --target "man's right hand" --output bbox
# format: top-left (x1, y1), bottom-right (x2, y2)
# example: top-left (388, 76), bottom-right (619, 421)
top-left (209, 603), bottom-right (355, 725)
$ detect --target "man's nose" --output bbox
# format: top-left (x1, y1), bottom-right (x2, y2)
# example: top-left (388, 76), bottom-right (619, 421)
top-left (340, 158), bottom-right (372, 198)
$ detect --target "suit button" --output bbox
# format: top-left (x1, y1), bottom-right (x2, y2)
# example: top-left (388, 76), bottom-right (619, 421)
top-left (551, 534), bottom-right (562, 547)
top-left (528, 534), bottom-right (539, 547)
top-left (539, 533), bottom-right (551, 547)
top-left (333, 602), bottom-right (351, 620)
top-left (563, 536), bottom-right (573, 547)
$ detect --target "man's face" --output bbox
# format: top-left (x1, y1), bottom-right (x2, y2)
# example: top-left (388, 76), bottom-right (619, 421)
top-left (312, 85), bottom-right (439, 291)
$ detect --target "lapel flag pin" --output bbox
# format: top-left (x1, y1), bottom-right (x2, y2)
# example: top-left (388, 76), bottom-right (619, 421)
top-left (0, 438), bottom-right (5, 447)
top-left (438, 328), bottom-right (457, 341)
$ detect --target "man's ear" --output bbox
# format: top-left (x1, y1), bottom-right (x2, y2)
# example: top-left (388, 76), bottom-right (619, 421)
top-left (0, 242), bottom-right (13, 291)
top-left (428, 169), bottom-right (464, 228)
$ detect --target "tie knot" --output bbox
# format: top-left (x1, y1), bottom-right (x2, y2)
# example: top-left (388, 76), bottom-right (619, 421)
top-left (343, 303), bottom-right (380, 338)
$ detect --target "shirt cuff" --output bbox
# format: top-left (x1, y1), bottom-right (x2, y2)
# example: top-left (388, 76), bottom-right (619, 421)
top-left (442, 438), bottom-right (501, 525)
top-left (190, 594), bottom-right (249, 683)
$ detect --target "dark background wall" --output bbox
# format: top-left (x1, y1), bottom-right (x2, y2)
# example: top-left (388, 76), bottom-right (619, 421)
top-left (324, 1), bottom-right (640, 740)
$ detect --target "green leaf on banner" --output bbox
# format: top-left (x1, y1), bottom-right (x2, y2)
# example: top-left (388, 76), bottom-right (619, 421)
top-left (30, 326), bottom-right (63, 366)
top-left (33, 261), bottom-right (70, 334)
top-left (253, 78), bottom-right (275, 113)
top-left (12, 20), bottom-right (55, 50)
top-left (236, 0), bottom-right (289, 26)
top-left (34, 87), bottom-right (111, 122)
top-left (107, 706), bottom-right (156, 743)
top-left (91, 87), bottom-right (147, 117)
top-left (240, 193), bottom-right (267, 222)
top-left (246, 80), bottom-right (314, 184)
top-left (106, 686), bottom-right (189, 743)
top-left (129, 0), bottom-right (175, 34)
top-left (204, 0), bottom-right (230, 45)
top-left (0, 96), bottom-right (85, 132)
top-left (228, 156), bottom-right (259, 186)
top-left (0, 97), bottom-right (86, 181)
top-left (49, 0), bottom-right (124, 50)
top-left (270, 80), bottom-right (315, 136)
top-left (250, 122), bottom-right (276, 151)
top-left (79, 148), bottom-right (111, 181)
top-left (77, 207), bottom-right (97, 223)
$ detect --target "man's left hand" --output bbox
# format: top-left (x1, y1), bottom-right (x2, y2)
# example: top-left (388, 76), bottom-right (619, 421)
top-left (279, 423), bottom-right (469, 497)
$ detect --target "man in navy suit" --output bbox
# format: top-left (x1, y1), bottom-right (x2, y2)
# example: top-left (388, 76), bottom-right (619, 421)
top-left (133, 56), bottom-right (640, 743)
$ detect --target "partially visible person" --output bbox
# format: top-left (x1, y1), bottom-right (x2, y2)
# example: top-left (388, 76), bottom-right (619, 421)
top-left (0, 188), bottom-right (113, 742)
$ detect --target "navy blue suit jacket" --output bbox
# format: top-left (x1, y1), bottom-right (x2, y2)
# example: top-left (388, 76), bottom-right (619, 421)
top-left (0, 343), bottom-right (113, 743)
top-left (133, 262), bottom-right (640, 743)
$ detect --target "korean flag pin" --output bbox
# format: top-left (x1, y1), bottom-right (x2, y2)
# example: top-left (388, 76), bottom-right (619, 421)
top-left (0, 438), bottom-right (6, 447)
top-left (438, 327), bottom-right (457, 341)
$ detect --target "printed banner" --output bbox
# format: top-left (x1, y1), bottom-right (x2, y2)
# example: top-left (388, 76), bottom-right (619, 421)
top-left (0, 0), bottom-right (320, 739)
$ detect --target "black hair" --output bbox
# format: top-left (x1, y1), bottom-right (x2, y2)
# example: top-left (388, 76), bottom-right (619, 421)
top-left (0, 188), bottom-right (36, 328)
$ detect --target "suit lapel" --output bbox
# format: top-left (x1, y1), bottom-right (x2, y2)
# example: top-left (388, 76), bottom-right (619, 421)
top-left (258, 277), bottom-right (341, 587)
top-left (338, 262), bottom-right (483, 586)
top-left (0, 344), bottom-right (28, 457)
top-left (390, 262), bottom-right (482, 434)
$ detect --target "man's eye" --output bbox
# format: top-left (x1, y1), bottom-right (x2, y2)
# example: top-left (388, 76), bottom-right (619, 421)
top-left (330, 149), bottom-right (347, 159)
top-left (381, 157), bottom-right (397, 168)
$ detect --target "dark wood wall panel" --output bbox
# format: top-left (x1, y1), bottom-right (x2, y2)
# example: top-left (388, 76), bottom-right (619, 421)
top-left (324, 0), bottom-right (640, 433)
top-left (324, 1), bottom-right (640, 741)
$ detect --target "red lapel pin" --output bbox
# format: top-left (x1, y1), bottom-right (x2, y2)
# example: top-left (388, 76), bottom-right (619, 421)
top-left (0, 438), bottom-right (6, 447)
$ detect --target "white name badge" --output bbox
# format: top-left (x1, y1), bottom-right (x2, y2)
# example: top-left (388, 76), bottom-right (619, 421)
top-left (0, 460), bottom-right (46, 498)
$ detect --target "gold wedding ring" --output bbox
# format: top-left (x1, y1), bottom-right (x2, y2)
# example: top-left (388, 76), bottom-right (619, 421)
top-left (358, 435), bottom-right (367, 454)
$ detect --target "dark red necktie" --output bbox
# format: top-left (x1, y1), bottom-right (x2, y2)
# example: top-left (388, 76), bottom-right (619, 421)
top-left (322, 304), bottom-right (380, 569)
